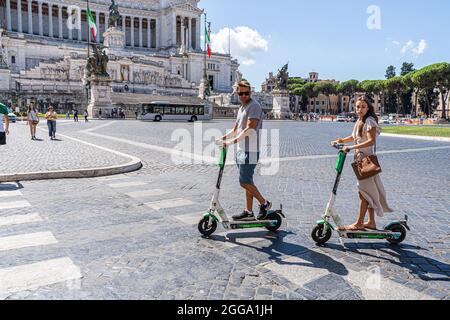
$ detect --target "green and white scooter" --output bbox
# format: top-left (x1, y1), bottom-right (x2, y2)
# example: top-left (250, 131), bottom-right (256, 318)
top-left (198, 147), bottom-right (285, 237)
top-left (312, 143), bottom-right (410, 245)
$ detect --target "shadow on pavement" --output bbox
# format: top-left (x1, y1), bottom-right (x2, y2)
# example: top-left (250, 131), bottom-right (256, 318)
top-left (0, 182), bottom-right (24, 191)
top-left (326, 242), bottom-right (449, 281)
top-left (208, 230), bottom-right (349, 276)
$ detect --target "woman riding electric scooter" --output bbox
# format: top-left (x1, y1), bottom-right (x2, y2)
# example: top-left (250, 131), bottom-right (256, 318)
top-left (330, 97), bottom-right (393, 232)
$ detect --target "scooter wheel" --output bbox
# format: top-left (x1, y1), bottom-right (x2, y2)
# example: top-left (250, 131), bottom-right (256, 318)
top-left (198, 217), bottom-right (217, 237)
top-left (265, 213), bottom-right (283, 232)
top-left (312, 225), bottom-right (332, 245)
top-left (385, 224), bottom-right (407, 245)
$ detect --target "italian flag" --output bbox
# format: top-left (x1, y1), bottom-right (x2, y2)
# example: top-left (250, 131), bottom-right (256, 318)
top-left (205, 26), bottom-right (211, 58)
top-left (87, 9), bottom-right (98, 43)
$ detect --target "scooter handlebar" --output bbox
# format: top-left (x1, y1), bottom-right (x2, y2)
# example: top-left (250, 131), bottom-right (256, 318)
top-left (332, 143), bottom-right (345, 150)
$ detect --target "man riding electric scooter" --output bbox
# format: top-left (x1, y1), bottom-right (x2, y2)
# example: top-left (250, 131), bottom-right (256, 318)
top-left (216, 80), bottom-right (272, 221)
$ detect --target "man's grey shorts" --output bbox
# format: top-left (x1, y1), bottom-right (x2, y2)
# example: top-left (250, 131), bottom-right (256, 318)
top-left (236, 151), bottom-right (260, 185)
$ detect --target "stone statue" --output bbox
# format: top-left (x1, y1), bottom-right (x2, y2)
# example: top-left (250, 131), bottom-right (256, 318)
top-left (85, 44), bottom-right (110, 78)
top-left (235, 70), bottom-right (243, 84)
top-left (108, 0), bottom-right (121, 28)
top-left (0, 29), bottom-right (8, 68)
top-left (275, 63), bottom-right (289, 90)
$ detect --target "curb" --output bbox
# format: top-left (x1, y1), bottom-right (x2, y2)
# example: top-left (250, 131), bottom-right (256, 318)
top-left (0, 159), bottom-right (143, 183)
top-left (0, 129), bottom-right (143, 183)
top-left (381, 133), bottom-right (450, 143)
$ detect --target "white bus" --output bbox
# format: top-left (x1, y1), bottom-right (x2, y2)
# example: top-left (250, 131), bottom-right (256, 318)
top-left (139, 101), bottom-right (213, 122)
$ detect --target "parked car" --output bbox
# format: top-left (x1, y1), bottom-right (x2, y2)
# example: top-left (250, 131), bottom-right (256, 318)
top-left (336, 115), bottom-right (347, 122)
top-left (380, 116), bottom-right (390, 124)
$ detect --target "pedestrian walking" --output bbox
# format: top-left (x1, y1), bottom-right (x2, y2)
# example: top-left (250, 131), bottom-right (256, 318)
top-left (73, 109), bottom-right (79, 122)
top-left (84, 109), bottom-right (89, 122)
top-left (0, 102), bottom-right (10, 146)
top-left (45, 106), bottom-right (58, 140)
top-left (27, 103), bottom-right (40, 140)
top-left (99, 108), bottom-right (102, 120)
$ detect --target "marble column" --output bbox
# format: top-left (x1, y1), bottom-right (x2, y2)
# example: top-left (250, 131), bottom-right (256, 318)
top-left (196, 17), bottom-right (201, 50)
top-left (28, 0), bottom-right (33, 34)
top-left (96, 11), bottom-right (100, 43)
top-left (68, 6), bottom-right (73, 40)
top-left (38, 0), bottom-right (43, 36)
top-left (17, 0), bottom-right (23, 33)
top-left (172, 13), bottom-right (177, 46)
top-left (138, 17), bottom-right (143, 47)
top-left (6, 0), bottom-right (12, 31)
top-left (78, 9), bottom-right (82, 41)
top-left (48, 3), bottom-right (53, 37)
top-left (58, 5), bottom-right (62, 38)
top-left (181, 17), bottom-right (185, 48)
top-left (147, 19), bottom-right (151, 48)
top-left (122, 15), bottom-right (126, 43)
top-left (130, 16), bottom-right (134, 47)
top-left (188, 18), bottom-right (192, 50)
top-left (156, 17), bottom-right (160, 48)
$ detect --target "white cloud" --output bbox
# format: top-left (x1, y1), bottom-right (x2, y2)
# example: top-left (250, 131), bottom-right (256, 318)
top-left (210, 26), bottom-right (269, 65)
top-left (400, 39), bottom-right (427, 55)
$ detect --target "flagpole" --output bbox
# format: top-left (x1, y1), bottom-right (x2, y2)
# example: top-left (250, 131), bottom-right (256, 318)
top-left (87, 0), bottom-right (91, 58)
top-left (203, 12), bottom-right (207, 81)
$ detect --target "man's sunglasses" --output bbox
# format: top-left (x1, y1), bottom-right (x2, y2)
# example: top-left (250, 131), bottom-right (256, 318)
top-left (238, 92), bottom-right (250, 96)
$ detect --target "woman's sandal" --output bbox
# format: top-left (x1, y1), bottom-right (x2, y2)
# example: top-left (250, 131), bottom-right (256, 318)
top-left (338, 224), bottom-right (366, 232)
top-left (363, 224), bottom-right (378, 231)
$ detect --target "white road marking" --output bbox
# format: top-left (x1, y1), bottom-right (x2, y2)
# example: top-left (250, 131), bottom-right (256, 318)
top-left (0, 232), bottom-right (58, 252)
top-left (174, 212), bottom-right (204, 225)
top-left (108, 181), bottom-right (148, 189)
top-left (0, 258), bottom-right (82, 296)
top-left (0, 201), bottom-right (32, 210)
top-left (125, 189), bottom-right (169, 199)
top-left (0, 190), bottom-right (22, 198)
top-left (0, 213), bottom-right (43, 228)
top-left (81, 128), bottom-right (450, 165)
top-left (95, 176), bottom-right (130, 182)
top-left (146, 198), bottom-right (195, 210)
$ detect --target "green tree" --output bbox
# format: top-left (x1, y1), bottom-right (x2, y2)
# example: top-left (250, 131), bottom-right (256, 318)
top-left (385, 65), bottom-right (396, 79)
top-left (399, 62), bottom-right (416, 115)
top-left (411, 63), bottom-right (450, 119)
top-left (400, 62), bottom-right (415, 76)
top-left (384, 76), bottom-right (407, 115)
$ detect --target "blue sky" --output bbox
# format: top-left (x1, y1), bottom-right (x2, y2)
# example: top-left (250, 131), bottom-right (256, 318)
top-left (199, 0), bottom-right (450, 89)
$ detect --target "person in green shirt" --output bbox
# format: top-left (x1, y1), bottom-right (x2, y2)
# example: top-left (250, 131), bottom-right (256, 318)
top-left (0, 102), bottom-right (10, 145)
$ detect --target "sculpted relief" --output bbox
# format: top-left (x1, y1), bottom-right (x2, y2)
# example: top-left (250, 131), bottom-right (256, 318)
top-left (132, 69), bottom-right (183, 87)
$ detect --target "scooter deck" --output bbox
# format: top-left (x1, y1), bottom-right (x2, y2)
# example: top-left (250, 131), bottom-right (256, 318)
top-left (339, 229), bottom-right (401, 239)
top-left (226, 219), bottom-right (279, 230)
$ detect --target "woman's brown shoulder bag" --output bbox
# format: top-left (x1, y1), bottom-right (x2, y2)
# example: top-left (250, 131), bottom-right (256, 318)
top-left (351, 143), bottom-right (382, 181)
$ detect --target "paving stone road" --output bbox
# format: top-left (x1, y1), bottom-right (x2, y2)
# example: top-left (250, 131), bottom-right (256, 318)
top-left (1, 121), bottom-right (132, 175)
top-left (0, 120), bottom-right (448, 300)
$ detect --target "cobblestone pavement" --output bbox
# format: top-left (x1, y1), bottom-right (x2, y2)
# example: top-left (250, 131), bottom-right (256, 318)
top-left (0, 120), bottom-right (448, 300)
top-left (1, 121), bottom-right (132, 174)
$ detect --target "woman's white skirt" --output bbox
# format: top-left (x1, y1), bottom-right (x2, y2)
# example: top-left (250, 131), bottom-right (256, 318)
top-left (358, 174), bottom-right (394, 217)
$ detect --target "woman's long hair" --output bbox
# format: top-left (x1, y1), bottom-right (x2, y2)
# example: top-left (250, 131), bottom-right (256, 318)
top-left (357, 96), bottom-right (378, 136)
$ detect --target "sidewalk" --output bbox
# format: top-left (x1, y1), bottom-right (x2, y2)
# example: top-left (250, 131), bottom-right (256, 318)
top-left (0, 122), bottom-right (142, 182)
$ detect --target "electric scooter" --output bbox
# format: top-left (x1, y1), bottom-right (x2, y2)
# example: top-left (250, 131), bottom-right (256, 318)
top-left (198, 147), bottom-right (285, 237)
top-left (311, 143), bottom-right (410, 245)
